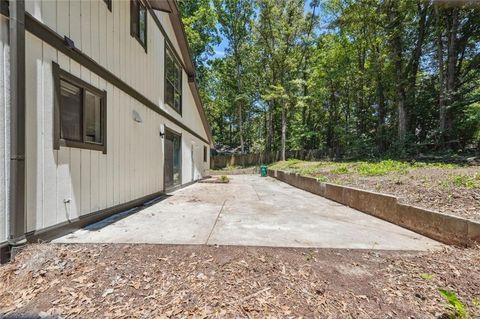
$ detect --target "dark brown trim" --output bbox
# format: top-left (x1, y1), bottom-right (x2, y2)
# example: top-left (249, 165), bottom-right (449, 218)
top-left (9, 0), bottom-right (26, 243)
top-left (24, 13), bottom-right (210, 145)
top-left (26, 191), bottom-right (167, 243)
top-left (52, 62), bottom-right (61, 150)
top-left (53, 62), bottom-right (107, 154)
top-left (0, 242), bottom-right (10, 264)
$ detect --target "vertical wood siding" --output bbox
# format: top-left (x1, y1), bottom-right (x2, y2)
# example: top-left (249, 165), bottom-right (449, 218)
top-left (23, 0), bottom-right (210, 233)
top-left (0, 15), bottom-right (10, 243)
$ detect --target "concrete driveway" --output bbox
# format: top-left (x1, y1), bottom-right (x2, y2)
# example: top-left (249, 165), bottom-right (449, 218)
top-left (54, 175), bottom-right (442, 250)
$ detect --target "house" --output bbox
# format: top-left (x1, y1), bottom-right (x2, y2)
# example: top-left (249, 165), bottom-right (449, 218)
top-left (0, 0), bottom-right (212, 261)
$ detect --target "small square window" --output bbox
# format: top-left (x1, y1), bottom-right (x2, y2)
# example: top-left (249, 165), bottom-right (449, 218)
top-left (53, 63), bottom-right (107, 153)
top-left (131, 0), bottom-right (147, 51)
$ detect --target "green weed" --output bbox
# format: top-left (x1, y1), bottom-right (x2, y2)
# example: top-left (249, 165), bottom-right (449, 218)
top-left (441, 174), bottom-right (479, 189)
top-left (218, 175), bottom-right (230, 183)
top-left (438, 289), bottom-right (468, 319)
top-left (331, 164), bottom-right (350, 174)
top-left (420, 273), bottom-right (434, 281)
top-left (316, 175), bottom-right (329, 182)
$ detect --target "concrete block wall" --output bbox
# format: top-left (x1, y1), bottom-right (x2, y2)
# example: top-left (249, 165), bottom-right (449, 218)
top-left (269, 169), bottom-right (480, 246)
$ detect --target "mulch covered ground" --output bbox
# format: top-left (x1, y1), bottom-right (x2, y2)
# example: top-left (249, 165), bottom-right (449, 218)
top-left (321, 166), bottom-right (480, 222)
top-left (1, 243), bottom-right (479, 318)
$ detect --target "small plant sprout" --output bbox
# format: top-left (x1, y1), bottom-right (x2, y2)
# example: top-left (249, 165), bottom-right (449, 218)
top-left (420, 273), bottom-right (434, 281)
top-left (438, 289), bottom-right (469, 319)
top-left (218, 175), bottom-right (230, 183)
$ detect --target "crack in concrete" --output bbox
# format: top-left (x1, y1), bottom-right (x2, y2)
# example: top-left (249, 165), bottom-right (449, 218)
top-left (205, 199), bottom-right (227, 245)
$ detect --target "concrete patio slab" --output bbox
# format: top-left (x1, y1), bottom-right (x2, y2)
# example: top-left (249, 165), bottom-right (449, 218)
top-left (54, 175), bottom-right (443, 250)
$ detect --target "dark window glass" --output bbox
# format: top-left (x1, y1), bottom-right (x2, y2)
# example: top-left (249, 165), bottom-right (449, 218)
top-left (131, 0), bottom-right (147, 49)
top-left (203, 146), bottom-right (208, 162)
top-left (103, 0), bottom-right (112, 11)
top-left (54, 63), bottom-right (107, 153)
top-left (165, 47), bottom-right (182, 113)
top-left (60, 80), bottom-right (82, 141)
top-left (85, 91), bottom-right (103, 144)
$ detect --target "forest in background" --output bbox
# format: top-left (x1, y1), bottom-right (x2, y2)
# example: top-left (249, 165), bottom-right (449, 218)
top-left (179, 0), bottom-right (480, 159)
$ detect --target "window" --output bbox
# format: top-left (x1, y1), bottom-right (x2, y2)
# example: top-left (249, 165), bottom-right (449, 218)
top-left (203, 146), bottom-right (208, 162)
top-left (53, 62), bottom-right (107, 153)
top-left (103, 0), bottom-right (112, 11)
top-left (165, 46), bottom-right (182, 114)
top-left (130, 0), bottom-right (147, 51)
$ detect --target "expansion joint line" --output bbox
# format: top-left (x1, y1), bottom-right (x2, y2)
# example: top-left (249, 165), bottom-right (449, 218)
top-left (205, 200), bottom-right (227, 245)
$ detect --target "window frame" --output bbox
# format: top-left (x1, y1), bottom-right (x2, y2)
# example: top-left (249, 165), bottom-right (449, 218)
top-left (103, 0), bottom-right (112, 12)
top-left (164, 45), bottom-right (182, 115)
top-left (203, 146), bottom-right (208, 162)
top-left (53, 62), bottom-right (107, 154)
top-left (130, 0), bottom-right (147, 52)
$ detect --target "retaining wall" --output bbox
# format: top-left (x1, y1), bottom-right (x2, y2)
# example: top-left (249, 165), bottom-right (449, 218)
top-left (268, 169), bottom-right (480, 246)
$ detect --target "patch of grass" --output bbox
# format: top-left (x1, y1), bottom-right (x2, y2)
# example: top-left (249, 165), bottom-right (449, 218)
top-left (355, 160), bottom-right (411, 176)
top-left (331, 164), bottom-right (350, 174)
top-left (316, 175), bottom-right (329, 182)
top-left (270, 159), bottom-right (464, 178)
top-left (441, 174), bottom-right (479, 189)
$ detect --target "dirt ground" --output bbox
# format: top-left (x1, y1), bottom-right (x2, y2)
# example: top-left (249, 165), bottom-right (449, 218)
top-left (1, 243), bottom-right (479, 318)
top-left (333, 167), bottom-right (480, 221)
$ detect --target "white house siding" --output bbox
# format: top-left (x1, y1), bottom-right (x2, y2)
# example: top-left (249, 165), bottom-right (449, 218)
top-left (0, 14), bottom-right (9, 244)
top-left (22, 0), bottom-right (210, 234)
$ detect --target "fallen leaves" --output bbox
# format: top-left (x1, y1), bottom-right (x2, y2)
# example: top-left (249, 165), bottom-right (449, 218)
top-left (0, 243), bottom-right (479, 318)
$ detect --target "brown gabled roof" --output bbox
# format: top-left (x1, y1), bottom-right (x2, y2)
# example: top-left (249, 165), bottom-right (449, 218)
top-left (148, 0), bottom-right (213, 145)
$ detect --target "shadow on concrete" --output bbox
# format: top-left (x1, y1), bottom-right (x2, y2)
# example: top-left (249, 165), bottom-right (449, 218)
top-left (83, 195), bottom-right (171, 232)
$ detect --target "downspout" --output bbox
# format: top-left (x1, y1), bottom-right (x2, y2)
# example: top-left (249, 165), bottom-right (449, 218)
top-left (8, 0), bottom-right (26, 247)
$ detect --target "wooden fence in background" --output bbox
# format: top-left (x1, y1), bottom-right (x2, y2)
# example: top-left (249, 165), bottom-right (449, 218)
top-left (210, 149), bottom-right (328, 169)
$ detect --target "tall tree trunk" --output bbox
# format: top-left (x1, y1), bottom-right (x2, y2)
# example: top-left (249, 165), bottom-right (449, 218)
top-left (281, 103), bottom-right (286, 161)
top-left (266, 101), bottom-right (273, 152)
top-left (233, 44), bottom-right (245, 154)
top-left (407, 2), bottom-right (430, 136)
top-left (388, 1), bottom-right (407, 151)
top-left (445, 8), bottom-right (458, 139)
top-left (436, 5), bottom-right (446, 147)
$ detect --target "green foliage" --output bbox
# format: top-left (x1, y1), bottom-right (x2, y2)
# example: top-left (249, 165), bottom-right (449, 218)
top-left (331, 164), bottom-right (349, 174)
top-left (270, 159), bottom-right (464, 179)
top-left (441, 174), bottom-right (480, 189)
top-left (438, 289), bottom-right (469, 319)
top-left (218, 175), bottom-right (230, 183)
top-left (316, 175), bottom-right (329, 182)
top-left (420, 273), bottom-right (434, 281)
top-left (179, 1), bottom-right (480, 156)
top-left (355, 160), bottom-right (411, 176)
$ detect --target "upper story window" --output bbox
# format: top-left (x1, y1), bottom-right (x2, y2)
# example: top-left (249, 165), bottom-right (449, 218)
top-left (165, 46), bottom-right (182, 114)
top-left (53, 63), bottom-right (107, 154)
top-left (130, 0), bottom-right (147, 51)
top-left (103, 0), bottom-right (112, 11)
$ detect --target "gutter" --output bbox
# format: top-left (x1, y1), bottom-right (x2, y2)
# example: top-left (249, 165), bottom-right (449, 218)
top-left (8, 0), bottom-right (26, 246)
